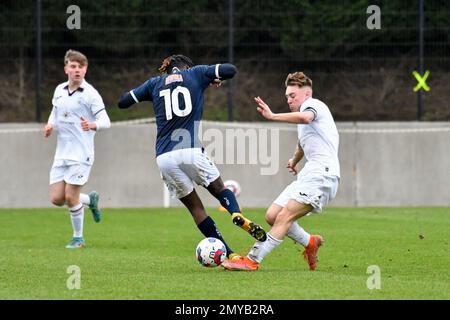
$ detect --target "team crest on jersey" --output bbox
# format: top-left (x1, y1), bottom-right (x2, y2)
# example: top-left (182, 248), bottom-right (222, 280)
top-left (63, 111), bottom-right (70, 118)
top-left (77, 97), bottom-right (87, 106)
top-left (165, 74), bottom-right (183, 85)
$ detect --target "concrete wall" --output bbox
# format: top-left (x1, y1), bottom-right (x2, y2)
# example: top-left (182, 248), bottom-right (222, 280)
top-left (1, 121), bottom-right (449, 208)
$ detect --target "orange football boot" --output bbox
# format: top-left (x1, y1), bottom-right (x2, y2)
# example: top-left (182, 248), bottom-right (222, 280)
top-left (221, 255), bottom-right (259, 271)
top-left (302, 235), bottom-right (323, 271)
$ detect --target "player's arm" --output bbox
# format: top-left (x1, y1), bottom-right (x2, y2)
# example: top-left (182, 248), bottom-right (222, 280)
top-left (204, 64), bottom-right (237, 82)
top-left (287, 142), bottom-right (304, 175)
top-left (43, 106), bottom-right (56, 137)
top-left (118, 80), bottom-right (152, 109)
top-left (254, 96), bottom-right (315, 124)
top-left (82, 91), bottom-right (111, 131)
top-left (82, 110), bottom-right (110, 131)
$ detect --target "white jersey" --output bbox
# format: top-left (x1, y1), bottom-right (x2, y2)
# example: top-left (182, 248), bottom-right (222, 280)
top-left (48, 80), bottom-right (109, 165)
top-left (298, 97), bottom-right (340, 177)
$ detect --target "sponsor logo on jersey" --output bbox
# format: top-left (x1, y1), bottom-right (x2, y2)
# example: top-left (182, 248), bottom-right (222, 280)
top-left (165, 74), bottom-right (183, 85)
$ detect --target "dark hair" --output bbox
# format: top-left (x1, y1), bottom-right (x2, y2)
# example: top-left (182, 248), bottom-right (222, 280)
top-left (158, 54), bottom-right (194, 73)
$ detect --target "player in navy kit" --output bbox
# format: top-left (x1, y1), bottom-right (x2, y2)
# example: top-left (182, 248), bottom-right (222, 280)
top-left (118, 55), bottom-right (267, 258)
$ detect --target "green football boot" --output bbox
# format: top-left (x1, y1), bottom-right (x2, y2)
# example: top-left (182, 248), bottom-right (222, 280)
top-left (88, 191), bottom-right (101, 223)
top-left (65, 237), bottom-right (86, 249)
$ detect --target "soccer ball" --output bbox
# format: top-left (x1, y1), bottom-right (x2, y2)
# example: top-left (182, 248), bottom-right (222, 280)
top-left (224, 180), bottom-right (241, 197)
top-left (196, 237), bottom-right (227, 267)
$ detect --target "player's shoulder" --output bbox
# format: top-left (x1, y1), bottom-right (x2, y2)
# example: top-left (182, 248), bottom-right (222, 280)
top-left (186, 65), bottom-right (209, 75)
top-left (80, 80), bottom-right (98, 93)
top-left (54, 81), bottom-right (68, 92)
top-left (303, 97), bottom-right (329, 111)
top-left (149, 74), bottom-right (164, 84)
top-left (142, 74), bottom-right (164, 89)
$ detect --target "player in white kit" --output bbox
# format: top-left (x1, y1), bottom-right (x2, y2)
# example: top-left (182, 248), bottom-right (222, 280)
top-left (43, 50), bottom-right (111, 249)
top-left (222, 72), bottom-right (340, 271)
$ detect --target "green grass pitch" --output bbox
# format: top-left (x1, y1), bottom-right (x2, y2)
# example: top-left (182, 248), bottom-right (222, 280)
top-left (0, 207), bottom-right (448, 299)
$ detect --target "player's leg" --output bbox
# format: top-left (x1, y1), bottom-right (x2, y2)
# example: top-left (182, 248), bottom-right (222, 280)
top-left (157, 149), bottom-right (236, 258)
top-left (64, 183), bottom-right (86, 249)
top-left (63, 163), bottom-right (92, 249)
top-left (222, 200), bottom-right (313, 271)
top-left (206, 177), bottom-right (267, 241)
top-left (267, 202), bottom-right (311, 248)
top-left (265, 203), bottom-right (283, 226)
top-left (79, 191), bottom-right (102, 223)
top-left (266, 183), bottom-right (312, 247)
top-left (179, 189), bottom-right (235, 258)
top-left (206, 177), bottom-right (241, 214)
top-left (49, 181), bottom-right (66, 206)
top-left (271, 200), bottom-right (323, 271)
top-left (242, 200), bottom-right (319, 271)
top-left (68, 164), bottom-right (100, 223)
top-left (49, 161), bottom-right (66, 206)
top-left (268, 200), bottom-right (313, 240)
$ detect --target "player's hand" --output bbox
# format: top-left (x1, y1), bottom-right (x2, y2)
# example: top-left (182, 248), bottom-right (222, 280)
top-left (43, 124), bottom-right (53, 138)
top-left (210, 79), bottom-right (222, 88)
top-left (254, 96), bottom-right (274, 120)
top-left (80, 116), bottom-right (91, 131)
top-left (287, 158), bottom-right (298, 175)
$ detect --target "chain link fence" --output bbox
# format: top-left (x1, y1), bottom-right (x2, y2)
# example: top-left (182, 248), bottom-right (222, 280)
top-left (1, 0), bottom-right (449, 122)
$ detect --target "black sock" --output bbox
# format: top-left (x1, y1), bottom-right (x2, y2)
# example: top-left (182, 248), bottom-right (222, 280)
top-left (197, 216), bottom-right (234, 257)
top-left (218, 189), bottom-right (241, 214)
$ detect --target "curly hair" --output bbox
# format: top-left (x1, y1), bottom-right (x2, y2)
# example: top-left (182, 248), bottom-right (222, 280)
top-left (285, 72), bottom-right (312, 89)
top-left (158, 54), bottom-right (194, 74)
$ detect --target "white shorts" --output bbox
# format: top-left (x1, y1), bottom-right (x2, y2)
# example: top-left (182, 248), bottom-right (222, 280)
top-left (156, 148), bottom-right (220, 199)
top-left (49, 159), bottom-right (92, 186)
top-left (274, 167), bottom-right (339, 213)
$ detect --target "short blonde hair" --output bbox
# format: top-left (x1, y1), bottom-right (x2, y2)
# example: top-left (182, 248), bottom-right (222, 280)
top-left (285, 72), bottom-right (312, 89)
top-left (64, 49), bottom-right (88, 66)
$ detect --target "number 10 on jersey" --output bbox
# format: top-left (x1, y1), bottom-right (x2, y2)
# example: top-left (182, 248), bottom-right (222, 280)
top-left (160, 87), bottom-right (193, 120)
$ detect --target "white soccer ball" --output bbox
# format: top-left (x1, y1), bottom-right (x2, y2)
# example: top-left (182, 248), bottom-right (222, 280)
top-left (196, 237), bottom-right (227, 267)
top-left (224, 180), bottom-right (241, 197)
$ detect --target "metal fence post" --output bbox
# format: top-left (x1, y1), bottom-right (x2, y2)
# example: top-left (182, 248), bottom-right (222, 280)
top-left (417, 0), bottom-right (424, 120)
top-left (227, 0), bottom-right (234, 121)
top-left (36, 0), bottom-right (42, 123)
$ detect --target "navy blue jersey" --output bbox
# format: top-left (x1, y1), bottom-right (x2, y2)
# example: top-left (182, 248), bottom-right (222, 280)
top-left (131, 65), bottom-right (219, 156)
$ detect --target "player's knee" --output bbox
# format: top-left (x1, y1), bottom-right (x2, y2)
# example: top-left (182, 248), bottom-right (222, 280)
top-left (265, 210), bottom-right (276, 226)
top-left (64, 194), bottom-right (78, 207)
top-left (207, 179), bottom-right (224, 198)
top-left (265, 205), bottom-right (281, 226)
top-left (275, 209), bottom-right (296, 225)
top-left (50, 195), bottom-right (65, 206)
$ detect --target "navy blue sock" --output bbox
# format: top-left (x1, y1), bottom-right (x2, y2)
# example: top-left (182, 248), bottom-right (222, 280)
top-left (197, 216), bottom-right (234, 257)
top-left (218, 189), bottom-right (241, 214)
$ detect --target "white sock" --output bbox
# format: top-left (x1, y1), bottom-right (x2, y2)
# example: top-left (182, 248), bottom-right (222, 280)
top-left (287, 222), bottom-right (310, 247)
top-left (80, 193), bottom-right (90, 206)
top-left (69, 203), bottom-right (84, 238)
top-left (248, 233), bottom-right (282, 263)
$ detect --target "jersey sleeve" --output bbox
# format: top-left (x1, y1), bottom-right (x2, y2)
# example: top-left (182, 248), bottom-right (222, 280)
top-left (130, 79), bottom-right (154, 103)
top-left (303, 106), bottom-right (318, 121)
top-left (49, 86), bottom-right (61, 126)
top-left (88, 89), bottom-right (106, 116)
top-left (204, 63), bottom-right (237, 80)
top-left (191, 65), bottom-right (212, 88)
top-left (302, 100), bottom-right (319, 121)
top-left (47, 106), bottom-right (57, 126)
top-left (191, 64), bottom-right (237, 89)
